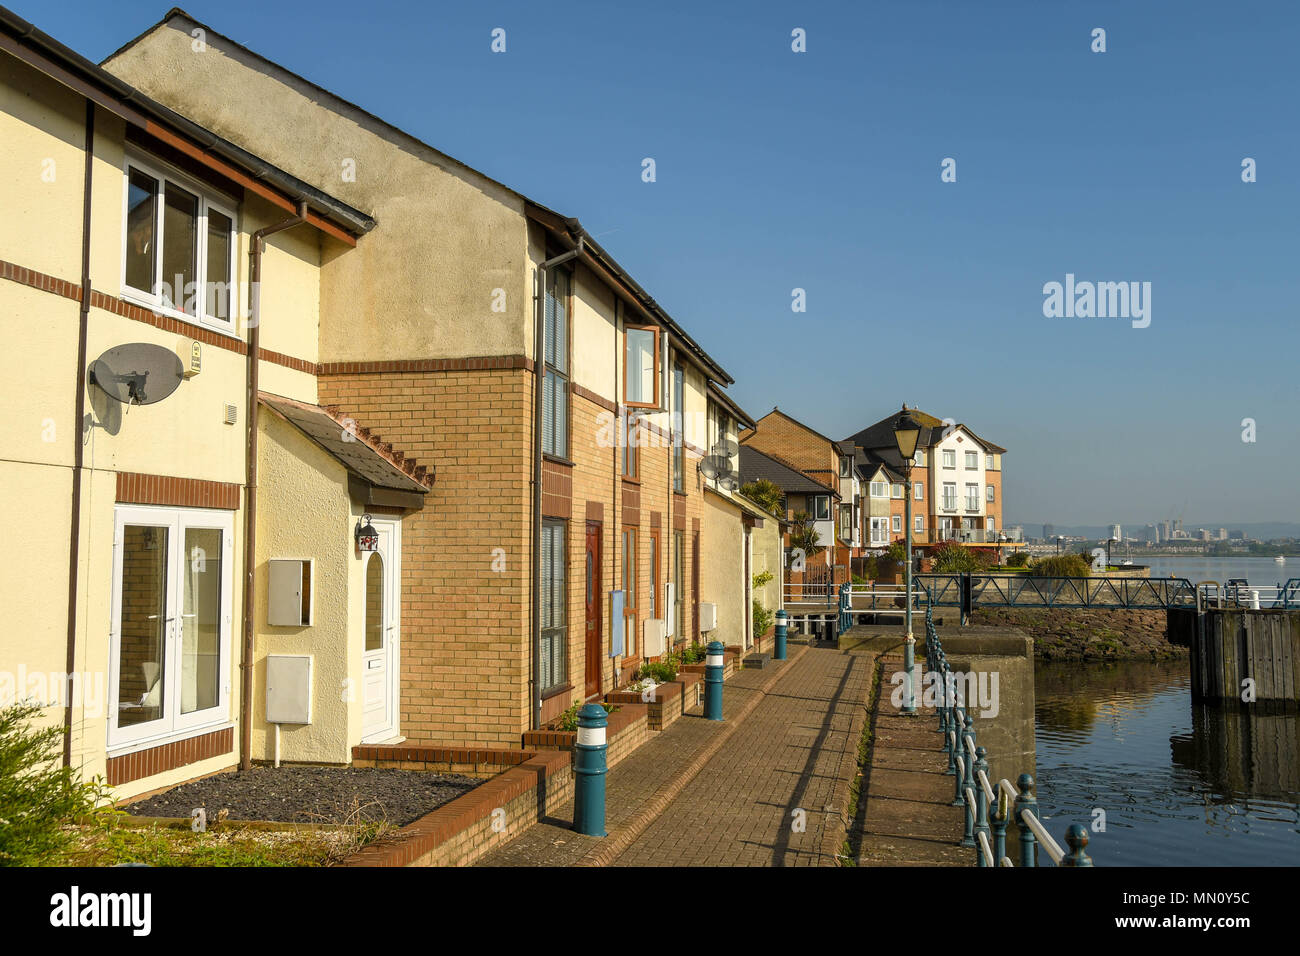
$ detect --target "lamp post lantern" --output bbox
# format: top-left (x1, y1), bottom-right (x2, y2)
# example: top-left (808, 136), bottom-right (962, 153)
top-left (893, 406), bottom-right (922, 715)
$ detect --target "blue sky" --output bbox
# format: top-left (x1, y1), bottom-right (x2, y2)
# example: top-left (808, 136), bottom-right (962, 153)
top-left (19, 0), bottom-right (1300, 527)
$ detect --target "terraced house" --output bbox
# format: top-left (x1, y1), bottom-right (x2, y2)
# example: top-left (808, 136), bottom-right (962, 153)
top-left (0, 5), bottom-right (447, 799)
top-left (100, 9), bottom-right (754, 749)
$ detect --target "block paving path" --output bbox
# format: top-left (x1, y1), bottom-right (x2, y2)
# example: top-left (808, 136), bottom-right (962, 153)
top-left (478, 644), bottom-right (873, 867)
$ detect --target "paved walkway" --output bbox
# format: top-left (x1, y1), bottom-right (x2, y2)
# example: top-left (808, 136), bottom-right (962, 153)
top-left (853, 650), bottom-right (969, 866)
top-left (478, 644), bottom-right (873, 867)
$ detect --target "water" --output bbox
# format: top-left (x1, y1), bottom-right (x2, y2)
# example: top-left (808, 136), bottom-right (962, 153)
top-left (1033, 662), bottom-right (1300, 866)
top-left (1128, 555), bottom-right (1293, 587)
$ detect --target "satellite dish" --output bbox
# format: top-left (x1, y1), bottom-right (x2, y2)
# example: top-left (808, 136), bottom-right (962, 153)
top-left (89, 343), bottom-right (183, 406)
top-left (699, 457), bottom-right (720, 481)
top-left (704, 454), bottom-right (731, 477)
top-left (719, 475), bottom-right (740, 492)
top-left (711, 439), bottom-right (739, 459)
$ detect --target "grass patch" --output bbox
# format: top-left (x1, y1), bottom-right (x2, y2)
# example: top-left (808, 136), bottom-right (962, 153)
top-left (45, 805), bottom-right (390, 867)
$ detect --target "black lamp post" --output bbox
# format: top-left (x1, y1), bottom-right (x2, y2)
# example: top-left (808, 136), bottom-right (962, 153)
top-left (893, 407), bottom-right (921, 715)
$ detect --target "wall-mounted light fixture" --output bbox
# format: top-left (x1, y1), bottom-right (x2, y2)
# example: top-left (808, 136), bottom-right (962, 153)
top-left (354, 514), bottom-right (378, 552)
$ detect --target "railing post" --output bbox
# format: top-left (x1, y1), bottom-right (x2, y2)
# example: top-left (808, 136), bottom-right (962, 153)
top-left (951, 745), bottom-right (965, 804)
top-left (961, 787), bottom-right (976, 848)
top-left (974, 746), bottom-right (991, 865)
top-left (961, 716), bottom-right (976, 792)
top-left (1060, 824), bottom-right (1094, 867)
top-left (1013, 773), bottom-right (1039, 867)
top-left (991, 786), bottom-right (1009, 864)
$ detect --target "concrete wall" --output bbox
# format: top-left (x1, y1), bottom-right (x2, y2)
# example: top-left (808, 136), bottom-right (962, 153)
top-left (700, 491), bottom-right (746, 649)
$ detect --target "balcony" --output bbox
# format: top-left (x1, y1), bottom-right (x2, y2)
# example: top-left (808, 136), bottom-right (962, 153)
top-left (964, 499), bottom-right (980, 513)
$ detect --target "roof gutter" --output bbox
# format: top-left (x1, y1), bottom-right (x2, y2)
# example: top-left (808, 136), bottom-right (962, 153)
top-left (531, 238), bottom-right (584, 731)
top-left (239, 200), bottom-right (308, 772)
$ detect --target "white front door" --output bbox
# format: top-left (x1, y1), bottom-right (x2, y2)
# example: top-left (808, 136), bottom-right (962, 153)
top-left (361, 519), bottom-right (400, 743)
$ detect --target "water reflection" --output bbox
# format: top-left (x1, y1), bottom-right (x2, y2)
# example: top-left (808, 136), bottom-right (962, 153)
top-left (1034, 661), bottom-right (1300, 867)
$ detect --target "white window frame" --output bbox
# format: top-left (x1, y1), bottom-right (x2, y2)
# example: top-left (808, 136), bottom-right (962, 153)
top-left (810, 495), bottom-right (830, 521)
top-left (987, 484), bottom-right (995, 502)
top-left (965, 483), bottom-right (980, 510)
top-left (964, 451), bottom-right (978, 469)
top-left (870, 481), bottom-right (887, 498)
top-left (892, 515), bottom-right (902, 533)
top-left (942, 449), bottom-right (956, 469)
top-left (942, 482), bottom-right (957, 510)
top-left (915, 450), bottom-right (925, 467)
top-left (891, 483), bottom-right (903, 499)
top-left (986, 454), bottom-right (995, 469)
top-left (121, 154), bottom-right (239, 336)
top-left (915, 515), bottom-right (924, 532)
top-left (914, 481), bottom-right (924, 500)
top-left (107, 505), bottom-right (234, 752)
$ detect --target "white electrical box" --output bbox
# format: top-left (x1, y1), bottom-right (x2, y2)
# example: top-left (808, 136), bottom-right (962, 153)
top-left (699, 602), bottom-right (718, 632)
top-left (268, 558), bottom-right (313, 626)
top-left (266, 654), bottom-right (312, 724)
top-left (644, 619), bottom-right (666, 657)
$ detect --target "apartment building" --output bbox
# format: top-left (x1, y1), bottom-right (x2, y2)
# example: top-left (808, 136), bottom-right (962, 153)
top-left (844, 407), bottom-right (1012, 552)
top-left (102, 9), bottom-right (754, 747)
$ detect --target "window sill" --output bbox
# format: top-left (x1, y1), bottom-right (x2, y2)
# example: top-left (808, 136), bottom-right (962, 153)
top-left (540, 682), bottom-right (573, 702)
top-left (542, 453), bottom-right (575, 468)
top-left (118, 288), bottom-right (241, 341)
top-left (621, 475), bottom-right (641, 486)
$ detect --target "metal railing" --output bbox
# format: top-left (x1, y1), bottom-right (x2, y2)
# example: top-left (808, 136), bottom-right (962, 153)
top-left (925, 604), bottom-right (1094, 867)
top-left (919, 573), bottom-right (1198, 610)
top-left (1199, 579), bottom-right (1300, 609)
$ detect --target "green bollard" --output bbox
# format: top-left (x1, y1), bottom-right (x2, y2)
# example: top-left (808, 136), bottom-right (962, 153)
top-left (774, 609), bottom-right (788, 660)
top-left (572, 703), bottom-right (608, 837)
top-left (704, 640), bottom-right (725, 721)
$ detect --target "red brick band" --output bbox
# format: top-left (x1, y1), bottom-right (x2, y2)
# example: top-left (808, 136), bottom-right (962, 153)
top-left (116, 472), bottom-right (241, 510)
top-left (106, 727), bottom-right (234, 786)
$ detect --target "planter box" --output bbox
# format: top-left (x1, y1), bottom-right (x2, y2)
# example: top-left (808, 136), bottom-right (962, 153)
top-left (521, 702), bottom-right (650, 770)
top-left (607, 680), bottom-right (683, 731)
top-left (342, 750), bottom-right (572, 867)
top-left (681, 650), bottom-right (737, 680)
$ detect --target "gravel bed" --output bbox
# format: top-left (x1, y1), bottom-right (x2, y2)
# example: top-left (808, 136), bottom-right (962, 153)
top-left (124, 766), bottom-right (482, 827)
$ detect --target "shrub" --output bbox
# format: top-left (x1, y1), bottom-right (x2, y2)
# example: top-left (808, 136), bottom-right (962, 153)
top-left (929, 541), bottom-right (985, 573)
top-left (1030, 554), bottom-right (1091, 577)
top-left (681, 643), bottom-right (707, 665)
top-left (1005, 551), bottom-right (1030, 568)
top-left (0, 702), bottom-right (111, 865)
top-left (555, 701), bottom-right (619, 732)
top-left (639, 656), bottom-right (678, 683)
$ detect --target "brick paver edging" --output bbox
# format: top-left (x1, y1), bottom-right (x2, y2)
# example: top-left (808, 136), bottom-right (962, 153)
top-left (817, 650), bottom-right (881, 866)
top-left (577, 646), bottom-right (809, 867)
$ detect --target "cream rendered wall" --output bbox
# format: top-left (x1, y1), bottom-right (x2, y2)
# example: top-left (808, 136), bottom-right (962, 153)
top-left (104, 16), bottom-right (531, 365)
top-left (751, 517), bottom-right (783, 616)
top-left (251, 413), bottom-right (354, 765)
top-left (701, 491), bottom-right (745, 649)
top-left (0, 54), bottom-right (85, 281)
top-left (933, 427), bottom-right (985, 519)
top-left (570, 259), bottom-right (618, 403)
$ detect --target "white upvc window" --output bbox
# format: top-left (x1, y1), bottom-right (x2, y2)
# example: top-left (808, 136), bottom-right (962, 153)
top-left (986, 454), bottom-right (995, 469)
top-left (942, 449), bottom-right (956, 469)
top-left (870, 481), bottom-right (887, 498)
top-left (108, 505), bottom-right (234, 751)
top-left (988, 518), bottom-right (997, 533)
top-left (915, 449), bottom-right (925, 467)
top-left (987, 484), bottom-right (996, 502)
top-left (892, 515), bottom-right (902, 533)
top-left (965, 483), bottom-right (979, 510)
top-left (810, 495), bottom-right (831, 521)
top-left (964, 451), bottom-right (978, 469)
top-left (915, 515), bottom-right (924, 532)
top-left (942, 482), bottom-right (957, 510)
top-left (891, 483), bottom-right (903, 499)
top-left (914, 481), bottom-right (924, 500)
top-left (122, 156), bottom-right (238, 334)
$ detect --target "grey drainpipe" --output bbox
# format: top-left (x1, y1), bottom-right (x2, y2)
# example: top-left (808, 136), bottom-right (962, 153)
top-left (240, 200), bottom-right (308, 771)
top-left (531, 238), bottom-right (583, 730)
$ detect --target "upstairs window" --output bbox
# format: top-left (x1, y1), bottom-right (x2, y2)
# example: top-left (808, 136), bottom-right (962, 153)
top-left (123, 159), bottom-right (235, 331)
top-left (624, 325), bottom-right (661, 408)
top-left (891, 483), bottom-right (904, 499)
top-left (870, 481), bottom-right (887, 498)
top-left (672, 362), bottom-right (685, 491)
top-left (810, 496), bottom-right (830, 521)
top-left (542, 269), bottom-right (570, 458)
top-left (914, 481), bottom-right (924, 500)
top-left (942, 449), bottom-right (956, 469)
top-left (986, 484), bottom-right (996, 502)
top-left (964, 451), bottom-right (978, 469)
top-left (915, 449), bottom-right (925, 467)
top-left (839, 457), bottom-right (852, 478)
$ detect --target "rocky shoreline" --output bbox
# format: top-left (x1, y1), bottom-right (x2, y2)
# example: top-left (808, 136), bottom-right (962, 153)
top-left (969, 607), bottom-right (1187, 662)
